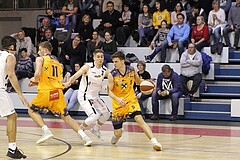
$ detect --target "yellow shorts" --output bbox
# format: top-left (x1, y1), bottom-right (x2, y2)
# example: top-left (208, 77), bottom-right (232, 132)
top-left (30, 89), bottom-right (67, 116)
top-left (112, 98), bottom-right (141, 129)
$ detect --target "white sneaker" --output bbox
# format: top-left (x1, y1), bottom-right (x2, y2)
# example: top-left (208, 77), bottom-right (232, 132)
top-left (90, 128), bottom-right (104, 141)
top-left (111, 135), bottom-right (121, 145)
top-left (82, 136), bottom-right (92, 146)
top-left (152, 141), bottom-right (162, 151)
top-left (36, 131), bottom-right (53, 144)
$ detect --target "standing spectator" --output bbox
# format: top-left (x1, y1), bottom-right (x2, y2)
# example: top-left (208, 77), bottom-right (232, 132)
top-left (145, 20), bottom-right (169, 62)
top-left (208, 0), bottom-right (226, 46)
top-left (41, 28), bottom-right (59, 57)
top-left (137, 4), bottom-right (153, 47)
top-left (61, 0), bottom-right (79, 32)
top-left (59, 35), bottom-right (86, 71)
top-left (171, 2), bottom-right (187, 25)
top-left (191, 16), bottom-right (210, 51)
top-left (189, 3), bottom-right (208, 28)
top-left (135, 61), bottom-right (152, 118)
top-left (96, 1), bottom-right (121, 37)
top-left (161, 13), bottom-right (190, 62)
top-left (102, 31), bottom-right (118, 65)
top-left (87, 30), bottom-right (103, 62)
top-left (223, 0), bottom-right (240, 50)
top-left (151, 64), bottom-right (182, 121)
top-left (115, 3), bottom-right (134, 47)
top-left (180, 43), bottom-right (202, 101)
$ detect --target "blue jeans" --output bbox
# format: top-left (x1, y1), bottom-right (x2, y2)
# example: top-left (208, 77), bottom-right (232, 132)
top-left (151, 90), bottom-right (182, 116)
top-left (136, 91), bottom-right (152, 115)
top-left (138, 27), bottom-right (151, 43)
top-left (148, 46), bottom-right (162, 60)
top-left (209, 27), bottom-right (222, 45)
top-left (64, 88), bottom-right (78, 111)
top-left (104, 54), bottom-right (112, 66)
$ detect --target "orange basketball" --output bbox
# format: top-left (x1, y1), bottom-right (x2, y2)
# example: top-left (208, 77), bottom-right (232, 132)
top-left (140, 80), bottom-right (155, 95)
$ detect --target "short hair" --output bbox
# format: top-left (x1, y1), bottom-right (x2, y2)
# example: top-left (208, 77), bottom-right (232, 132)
top-left (111, 51), bottom-right (125, 61)
top-left (107, 1), bottom-right (114, 6)
top-left (19, 48), bottom-right (27, 53)
top-left (44, 28), bottom-right (53, 33)
top-left (188, 42), bottom-right (196, 48)
top-left (1, 36), bottom-right (16, 50)
top-left (38, 41), bottom-right (53, 52)
top-left (137, 61), bottom-right (146, 70)
top-left (93, 49), bottom-right (104, 56)
top-left (212, 0), bottom-right (219, 7)
top-left (177, 13), bottom-right (185, 20)
top-left (162, 64), bottom-right (172, 72)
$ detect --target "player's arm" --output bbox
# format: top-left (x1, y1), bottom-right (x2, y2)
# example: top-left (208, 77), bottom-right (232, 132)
top-left (6, 55), bottom-right (30, 107)
top-left (32, 57), bottom-right (44, 82)
top-left (104, 69), bottom-right (111, 78)
top-left (134, 68), bottom-right (142, 85)
top-left (68, 64), bottom-right (89, 84)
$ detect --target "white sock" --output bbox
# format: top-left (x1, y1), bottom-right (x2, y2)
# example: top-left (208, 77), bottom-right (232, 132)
top-left (9, 142), bottom-right (16, 150)
top-left (151, 137), bottom-right (158, 144)
top-left (78, 129), bottom-right (87, 138)
top-left (94, 123), bottom-right (101, 130)
top-left (42, 125), bottom-right (49, 133)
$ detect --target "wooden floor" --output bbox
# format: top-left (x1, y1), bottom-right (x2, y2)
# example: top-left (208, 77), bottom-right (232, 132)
top-left (1, 116), bottom-right (240, 160)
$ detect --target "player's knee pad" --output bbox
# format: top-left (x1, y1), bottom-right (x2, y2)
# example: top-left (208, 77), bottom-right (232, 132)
top-left (85, 113), bottom-right (100, 126)
top-left (99, 111), bottom-right (110, 123)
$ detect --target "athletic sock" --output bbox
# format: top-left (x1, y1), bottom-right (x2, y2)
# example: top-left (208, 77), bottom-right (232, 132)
top-left (8, 142), bottom-right (16, 150)
top-left (42, 125), bottom-right (49, 133)
top-left (150, 137), bottom-right (158, 144)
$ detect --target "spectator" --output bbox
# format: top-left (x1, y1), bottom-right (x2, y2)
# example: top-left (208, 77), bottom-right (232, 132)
top-left (151, 64), bottom-right (182, 121)
top-left (102, 31), bottom-right (118, 65)
top-left (161, 13), bottom-right (190, 62)
top-left (64, 62), bottom-right (81, 111)
top-left (145, 20), bottom-right (169, 62)
top-left (102, 0), bottom-right (122, 13)
top-left (135, 61), bottom-right (152, 118)
top-left (180, 43), bottom-right (202, 101)
top-left (77, 14), bottom-right (94, 46)
top-left (171, 2), bottom-right (187, 25)
top-left (96, 1), bottom-right (121, 37)
top-left (137, 4), bottom-right (153, 47)
top-left (208, 0), bottom-right (226, 46)
top-left (191, 16), bottom-right (210, 51)
top-left (46, 7), bottom-right (69, 28)
top-left (78, 0), bottom-right (99, 18)
top-left (87, 30), bottom-right (103, 62)
top-left (180, 0), bottom-right (192, 19)
top-left (219, 0), bottom-right (232, 18)
top-left (61, 0), bottom-right (79, 32)
top-left (115, 3), bottom-right (134, 47)
top-left (37, 17), bottom-right (53, 43)
top-left (41, 28), bottom-right (59, 57)
top-left (59, 35), bottom-right (86, 71)
top-left (189, 3), bottom-right (208, 28)
top-left (165, 0), bottom-right (179, 12)
top-left (223, 0), bottom-right (240, 50)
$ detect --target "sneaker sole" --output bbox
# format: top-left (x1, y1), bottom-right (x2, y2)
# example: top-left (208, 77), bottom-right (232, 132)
top-left (83, 140), bottom-right (93, 146)
top-left (153, 144), bottom-right (162, 151)
top-left (36, 134), bottom-right (53, 144)
top-left (90, 129), bottom-right (104, 141)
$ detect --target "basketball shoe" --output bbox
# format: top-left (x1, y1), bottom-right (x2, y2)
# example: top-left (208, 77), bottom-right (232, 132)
top-left (36, 130), bottom-right (53, 144)
top-left (90, 128), bottom-right (104, 141)
top-left (6, 148), bottom-right (27, 159)
top-left (111, 135), bottom-right (121, 144)
top-left (82, 135), bottom-right (93, 146)
top-left (151, 138), bottom-right (162, 151)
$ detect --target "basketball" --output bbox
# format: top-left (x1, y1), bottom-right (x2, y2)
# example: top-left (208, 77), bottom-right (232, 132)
top-left (140, 80), bottom-right (155, 95)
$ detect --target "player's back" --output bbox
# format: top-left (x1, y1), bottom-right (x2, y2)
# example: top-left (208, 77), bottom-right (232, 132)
top-left (0, 51), bottom-right (12, 90)
top-left (38, 55), bottom-right (64, 90)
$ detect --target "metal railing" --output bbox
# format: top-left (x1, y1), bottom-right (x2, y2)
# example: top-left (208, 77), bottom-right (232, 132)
top-left (0, 0), bottom-right (50, 10)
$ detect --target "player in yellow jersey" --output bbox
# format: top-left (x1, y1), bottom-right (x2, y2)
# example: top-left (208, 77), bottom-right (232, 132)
top-left (28, 41), bottom-right (92, 146)
top-left (108, 51), bottom-right (162, 151)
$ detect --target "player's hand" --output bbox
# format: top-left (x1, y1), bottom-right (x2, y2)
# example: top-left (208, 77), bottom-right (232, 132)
top-left (103, 85), bottom-right (108, 91)
top-left (18, 94), bottom-right (30, 108)
top-left (117, 97), bottom-right (126, 107)
top-left (63, 82), bottom-right (71, 88)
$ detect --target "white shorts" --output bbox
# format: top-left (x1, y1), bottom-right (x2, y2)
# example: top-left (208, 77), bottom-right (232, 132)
top-left (78, 97), bottom-right (109, 116)
top-left (0, 90), bottom-right (15, 117)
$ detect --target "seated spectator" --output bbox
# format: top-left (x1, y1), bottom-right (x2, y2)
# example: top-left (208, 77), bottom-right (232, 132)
top-left (64, 62), bottom-right (81, 111)
top-left (171, 2), bottom-right (187, 25)
top-left (61, 0), bottom-right (79, 32)
top-left (102, 31), bottom-right (117, 65)
top-left (223, 0), bottom-right (240, 50)
top-left (102, 0), bottom-right (122, 13)
top-left (180, 43), bottom-right (202, 101)
top-left (46, 7), bottom-right (69, 28)
top-left (40, 28), bottom-right (59, 57)
top-left (161, 13), bottom-right (190, 62)
top-left (51, 0), bottom-right (65, 12)
top-left (189, 3), bottom-right (208, 28)
top-left (191, 16), bottom-right (210, 51)
top-left (219, 0), bottom-right (232, 18)
top-left (115, 3), bottom-right (134, 47)
top-left (180, 0), bottom-right (192, 20)
top-left (151, 64), bottom-right (182, 121)
top-left (145, 20), bottom-right (169, 62)
top-left (78, 0), bottom-right (99, 18)
top-left (87, 30), bottom-right (103, 62)
top-left (137, 4), bottom-right (153, 47)
top-left (77, 14), bottom-right (94, 46)
top-left (37, 17), bottom-right (53, 43)
top-left (54, 14), bottom-right (72, 46)
top-left (208, 0), bottom-right (226, 46)
top-left (135, 61), bottom-right (152, 118)
top-left (15, 48), bottom-right (34, 80)
top-left (59, 35), bottom-right (86, 71)
top-left (96, 1), bottom-right (121, 37)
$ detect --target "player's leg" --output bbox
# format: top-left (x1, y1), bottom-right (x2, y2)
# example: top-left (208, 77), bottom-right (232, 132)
top-left (111, 107), bottom-right (125, 144)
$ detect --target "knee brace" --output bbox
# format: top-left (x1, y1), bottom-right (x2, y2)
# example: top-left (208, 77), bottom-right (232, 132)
top-left (98, 111), bottom-right (110, 124)
top-left (84, 113), bottom-right (101, 126)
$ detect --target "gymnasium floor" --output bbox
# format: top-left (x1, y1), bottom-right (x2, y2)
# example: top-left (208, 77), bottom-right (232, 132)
top-left (0, 114), bottom-right (240, 160)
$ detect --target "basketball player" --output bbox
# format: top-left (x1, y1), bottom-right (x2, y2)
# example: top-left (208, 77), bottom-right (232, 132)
top-left (0, 36), bottom-right (28, 159)
top-left (67, 49), bottom-right (110, 141)
top-left (107, 51), bottom-right (162, 151)
top-left (28, 41), bottom-right (92, 146)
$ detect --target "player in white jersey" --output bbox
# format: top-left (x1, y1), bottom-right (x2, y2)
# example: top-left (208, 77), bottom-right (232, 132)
top-left (0, 36), bottom-right (29, 159)
top-left (67, 49), bottom-right (110, 141)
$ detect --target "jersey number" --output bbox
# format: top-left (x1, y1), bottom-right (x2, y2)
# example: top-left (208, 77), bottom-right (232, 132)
top-left (52, 65), bottom-right (58, 77)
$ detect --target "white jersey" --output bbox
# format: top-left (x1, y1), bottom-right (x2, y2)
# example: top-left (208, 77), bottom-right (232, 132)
top-left (0, 50), bottom-right (12, 90)
top-left (78, 63), bottom-right (107, 100)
